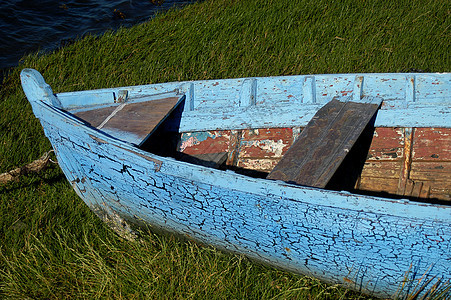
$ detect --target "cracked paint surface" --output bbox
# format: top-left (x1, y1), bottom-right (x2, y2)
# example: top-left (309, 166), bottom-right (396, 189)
top-left (35, 108), bottom-right (451, 299)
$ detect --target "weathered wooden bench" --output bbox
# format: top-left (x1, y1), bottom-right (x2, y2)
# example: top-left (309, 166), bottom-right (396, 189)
top-left (267, 96), bottom-right (382, 188)
top-left (74, 92), bottom-right (185, 146)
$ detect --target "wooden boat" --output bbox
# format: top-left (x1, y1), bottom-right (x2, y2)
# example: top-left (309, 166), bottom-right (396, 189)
top-left (21, 69), bottom-right (450, 298)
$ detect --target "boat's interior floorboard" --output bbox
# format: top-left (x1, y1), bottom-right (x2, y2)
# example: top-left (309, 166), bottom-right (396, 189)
top-left (73, 105), bottom-right (117, 128)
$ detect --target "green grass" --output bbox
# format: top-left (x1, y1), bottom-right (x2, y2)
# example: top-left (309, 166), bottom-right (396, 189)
top-left (0, 0), bottom-right (449, 298)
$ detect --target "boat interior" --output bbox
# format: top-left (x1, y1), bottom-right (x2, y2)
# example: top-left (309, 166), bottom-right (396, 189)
top-left (67, 92), bottom-right (451, 205)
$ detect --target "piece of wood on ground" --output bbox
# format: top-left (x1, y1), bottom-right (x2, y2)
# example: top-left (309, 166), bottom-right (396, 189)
top-left (267, 96), bottom-right (382, 188)
top-left (0, 151), bottom-right (53, 184)
top-left (74, 96), bottom-right (184, 146)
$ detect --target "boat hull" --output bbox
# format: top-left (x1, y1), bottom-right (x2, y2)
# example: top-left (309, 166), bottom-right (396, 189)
top-left (21, 69), bottom-right (451, 298)
top-left (32, 100), bottom-right (450, 298)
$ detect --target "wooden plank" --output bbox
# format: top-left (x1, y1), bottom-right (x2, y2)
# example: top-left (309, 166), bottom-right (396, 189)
top-left (267, 96), bottom-right (381, 188)
top-left (366, 127), bottom-right (404, 161)
top-left (397, 128), bottom-right (414, 196)
top-left (410, 180), bottom-right (423, 198)
top-left (179, 131), bottom-right (231, 155)
top-left (239, 128), bottom-right (293, 159)
top-left (226, 130), bottom-right (242, 166)
top-left (412, 128), bottom-right (451, 160)
top-left (410, 161), bottom-right (451, 181)
top-left (237, 158), bottom-right (279, 172)
top-left (358, 177), bottom-right (399, 194)
top-left (176, 152), bottom-right (228, 169)
top-left (360, 161), bottom-right (401, 179)
top-left (430, 187), bottom-right (451, 201)
top-left (74, 96), bottom-right (183, 145)
top-left (74, 106), bottom-right (116, 128)
top-left (419, 184), bottom-right (431, 199)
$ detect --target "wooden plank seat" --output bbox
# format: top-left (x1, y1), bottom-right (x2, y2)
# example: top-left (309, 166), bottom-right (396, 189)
top-left (267, 96), bottom-right (382, 188)
top-left (73, 93), bottom-right (185, 146)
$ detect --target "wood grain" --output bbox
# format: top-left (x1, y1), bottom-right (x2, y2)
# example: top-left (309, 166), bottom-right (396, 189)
top-left (267, 97), bottom-right (380, 188)
top-left (75, 97), bottom-right (181, 145)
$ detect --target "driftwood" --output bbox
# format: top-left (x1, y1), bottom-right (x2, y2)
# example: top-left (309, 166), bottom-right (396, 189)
top-left (0, 150), bottom-right (54, 184)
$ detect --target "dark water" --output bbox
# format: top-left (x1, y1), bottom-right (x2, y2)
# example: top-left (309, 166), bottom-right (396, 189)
top-left (0, 0), bottom-right (195, 71)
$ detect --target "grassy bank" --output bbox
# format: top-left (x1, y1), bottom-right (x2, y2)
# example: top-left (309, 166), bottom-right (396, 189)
top-left (1, 0), bottom-right (449, 298)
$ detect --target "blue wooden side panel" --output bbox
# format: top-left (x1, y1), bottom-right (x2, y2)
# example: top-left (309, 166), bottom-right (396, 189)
top-left (54, 73), bottom-right (450, 131)
top-left (31, 100), bottom-right (451, 299)
top-left (416, 75), bottom-right (451, 103)
top-left (56, 73), bottom-right (450, 109)
top-left (174, 104), bottom-right (451, 132)
top-left (56, 83), bottom-right (182, 109)
top-left (57, 90), bottom-right (116, 109)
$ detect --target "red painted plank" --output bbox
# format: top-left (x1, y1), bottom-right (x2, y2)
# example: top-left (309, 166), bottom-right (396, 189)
top-left (176, 126), bottom-right (450, 201)
top-left (180, 131), bottom-right (231, 155)
top-left (239, 128), bottom-right (293, 159)
top-left (366, 128), bottom-right (404, 161)
top-left (413, 128), bottom-right (451, 160)
top-left (410, 161), bottom-right (451, 181)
